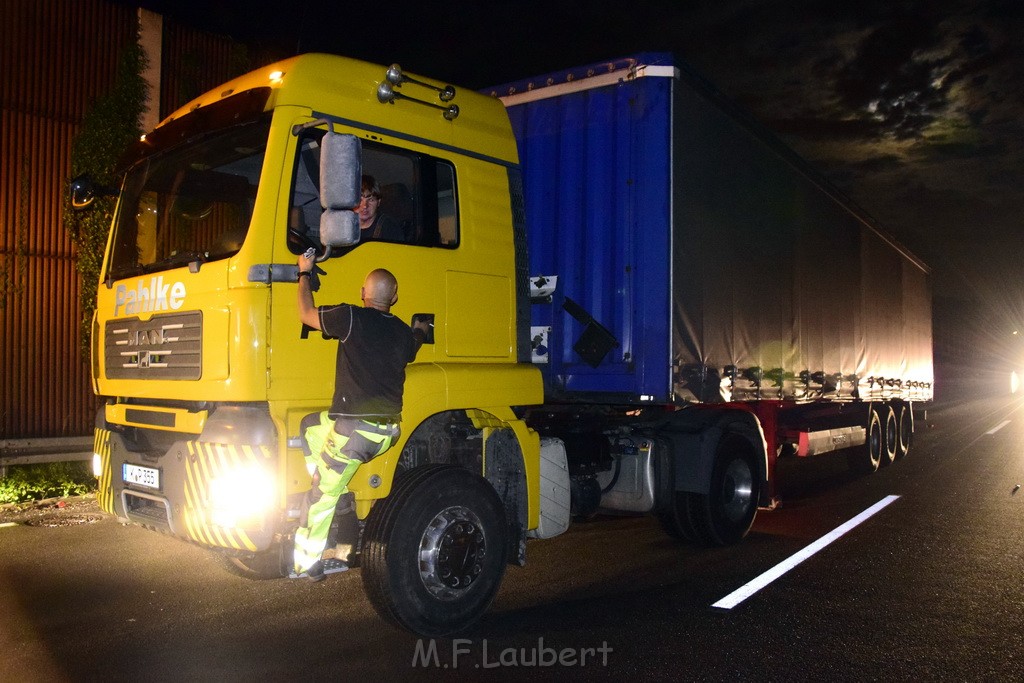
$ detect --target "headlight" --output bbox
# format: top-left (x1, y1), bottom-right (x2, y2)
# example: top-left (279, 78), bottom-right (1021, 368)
top-left (1012, 371), bottom-right (1020, 395)
top-left (209, 466), bottom-right (276, 527)
top-left (92, 452), bottom-right (103, 478)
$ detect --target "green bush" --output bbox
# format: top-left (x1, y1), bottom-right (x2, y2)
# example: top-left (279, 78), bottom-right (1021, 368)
top-left (64, 36), bottom-right (147, 352)
top-left (0, 462), bottom-right (96, 504)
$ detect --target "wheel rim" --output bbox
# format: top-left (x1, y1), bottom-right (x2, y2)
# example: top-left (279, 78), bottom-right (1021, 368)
top-left (418, 506), bottom-right (487, 600)
top-left (868, 417), bottom-right (882, 468)
top-left (719, 458), bottom-right (754, 523)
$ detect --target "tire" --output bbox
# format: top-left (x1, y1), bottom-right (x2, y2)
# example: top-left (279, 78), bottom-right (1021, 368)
top-left (895, 403), bottom-right (912, 459)
top-left (849, 407), bottom-right (883, 475)
top-left (657, 491), bottom-right (697, 543)
top-left (662, 434), bottom-right (760, 547)
top-left (220, 544), bottom-right (288, 580)
top-left (881, 405), bottom-right (899, 466)
top-left (361, 464), bottom-right (508, 636)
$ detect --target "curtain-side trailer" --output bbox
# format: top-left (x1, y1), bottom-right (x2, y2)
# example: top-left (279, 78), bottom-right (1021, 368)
top-left (490, 52), bottom-right (932, 532)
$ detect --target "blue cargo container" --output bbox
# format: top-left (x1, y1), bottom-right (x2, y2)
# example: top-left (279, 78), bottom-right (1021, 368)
top-left (487, 53), bottom-right (932, 408)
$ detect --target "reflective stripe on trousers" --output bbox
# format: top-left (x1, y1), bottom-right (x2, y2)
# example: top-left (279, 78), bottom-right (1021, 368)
top-left (293, 413), bottom-right (399, 574)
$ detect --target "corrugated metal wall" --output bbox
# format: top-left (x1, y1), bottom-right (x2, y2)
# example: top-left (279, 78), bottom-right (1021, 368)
top-left (1, 0), bottom-right (271, 438)
top-left (1, 0), bottom-right (136, 438)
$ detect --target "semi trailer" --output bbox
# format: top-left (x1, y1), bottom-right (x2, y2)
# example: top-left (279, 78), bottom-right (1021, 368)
top-left (76, 52), bottom-right (932, 636)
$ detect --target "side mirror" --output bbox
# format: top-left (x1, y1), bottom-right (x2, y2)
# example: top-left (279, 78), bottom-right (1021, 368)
top-left (318, 133), bottom-right (362, 256)
top-left (69, 174), bottom-right (116, 210)
top-left (69, 175), bottom-right (98, 209)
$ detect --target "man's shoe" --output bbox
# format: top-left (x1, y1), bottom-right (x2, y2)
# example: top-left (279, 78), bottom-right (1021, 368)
top-left (289, 558), bottom-right (348, 582)
top-left (321, 558), bottom-right (349, 575)
top-left (289, 560), bottom-right (326, 582)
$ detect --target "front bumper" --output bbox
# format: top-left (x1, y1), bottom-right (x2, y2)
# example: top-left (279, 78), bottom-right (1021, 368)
top-left (94, 426), bottom-right (280, 552)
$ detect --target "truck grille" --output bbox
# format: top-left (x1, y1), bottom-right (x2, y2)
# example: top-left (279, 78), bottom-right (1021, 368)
top-left (105, 311), bottom-right (202, 380)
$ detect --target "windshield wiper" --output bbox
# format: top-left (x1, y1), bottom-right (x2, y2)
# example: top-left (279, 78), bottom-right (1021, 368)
top-left (107, 251), bottom-right (211, 284)
top-left (156, 250), bottom-right (210, 272)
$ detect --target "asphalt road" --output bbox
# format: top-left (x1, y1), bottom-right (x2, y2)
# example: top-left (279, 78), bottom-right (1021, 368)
top-left (2, 394), bottom-right (1023, 681)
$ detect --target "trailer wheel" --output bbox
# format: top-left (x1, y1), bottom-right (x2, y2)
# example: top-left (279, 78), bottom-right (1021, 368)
top-left (361, 464), bottom-right (508, 637)
top-left (895, 403), bottom-right (912, 459)
top-left (665, 434), bottom-right (759, 547)
top-left (849, 408), bottom-right (883, 474)
top-left (880, 406), bottom-right (898, 467)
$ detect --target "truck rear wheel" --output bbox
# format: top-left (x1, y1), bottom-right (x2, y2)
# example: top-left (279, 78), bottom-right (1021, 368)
top-left (657, 492), bottom-right (697, 543)
top-left (661, 434), bottom-right (759, 546)
top-left (361, 464), bottom-right (508, 636)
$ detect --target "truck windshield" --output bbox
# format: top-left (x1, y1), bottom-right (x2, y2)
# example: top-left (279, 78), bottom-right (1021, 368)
top-left (106, 117), bottom-right (270, 281)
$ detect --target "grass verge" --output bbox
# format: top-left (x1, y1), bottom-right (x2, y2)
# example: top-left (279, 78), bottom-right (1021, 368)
top-left (0, 462), bottom-right (96, 505)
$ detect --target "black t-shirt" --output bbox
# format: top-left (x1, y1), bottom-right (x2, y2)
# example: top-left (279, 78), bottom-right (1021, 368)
top-left (318, 304), bottom-right (420, 418)
top-left (362, 213), bottom-right (407, 242)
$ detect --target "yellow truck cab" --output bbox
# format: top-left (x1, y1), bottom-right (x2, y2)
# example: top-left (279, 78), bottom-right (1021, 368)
top-left (88, 54), bottom-right (544, 636)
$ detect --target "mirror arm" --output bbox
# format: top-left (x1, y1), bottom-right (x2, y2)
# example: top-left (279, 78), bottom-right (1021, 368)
top-left (291, 117), bottom-right (335, 137)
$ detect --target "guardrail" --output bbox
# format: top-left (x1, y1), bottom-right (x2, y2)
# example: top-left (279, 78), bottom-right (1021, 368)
top-left (0, 437), bottom-right (93, 477)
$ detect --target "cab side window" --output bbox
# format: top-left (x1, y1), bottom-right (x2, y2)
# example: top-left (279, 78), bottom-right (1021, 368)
top-left (435, 162), bottom-right (457, 246)
top-left (287, 134), bottom-right (323, 253)
top-left (287, 132), bottom-right (459, 253)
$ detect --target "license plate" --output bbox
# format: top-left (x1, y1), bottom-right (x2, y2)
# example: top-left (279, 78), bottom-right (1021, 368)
top-left (123, 463), bottom-right (160, 490)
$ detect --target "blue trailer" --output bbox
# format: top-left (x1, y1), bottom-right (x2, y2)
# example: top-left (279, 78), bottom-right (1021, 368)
top-left (486, 53), bottom-right (932, 518)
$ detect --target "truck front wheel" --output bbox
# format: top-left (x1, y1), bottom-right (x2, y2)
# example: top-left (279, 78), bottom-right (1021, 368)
top-left (361, 464), bottom-right (508, 636)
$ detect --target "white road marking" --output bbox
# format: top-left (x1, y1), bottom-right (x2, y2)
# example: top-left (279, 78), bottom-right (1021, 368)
top-left (712, 494), bottom-right (901, 610)
top-left (0, 522), bottom-right (18, 529)
top-left (986, 420), bottom-right (1011, 435)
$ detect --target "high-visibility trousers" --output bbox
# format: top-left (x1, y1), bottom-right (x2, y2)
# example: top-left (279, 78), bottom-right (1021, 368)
top-left (293, 412), bottom-right (399, 575)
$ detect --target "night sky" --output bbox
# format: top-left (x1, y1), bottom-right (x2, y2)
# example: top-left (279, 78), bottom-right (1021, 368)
top-left (136, 0), bottom-right (1024, 339)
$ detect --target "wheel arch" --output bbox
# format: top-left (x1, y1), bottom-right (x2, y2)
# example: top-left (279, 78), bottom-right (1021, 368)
top-left (352, 407), bottom-right (536, 566)
top-left (656, 407), bottom-right (771, 508)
